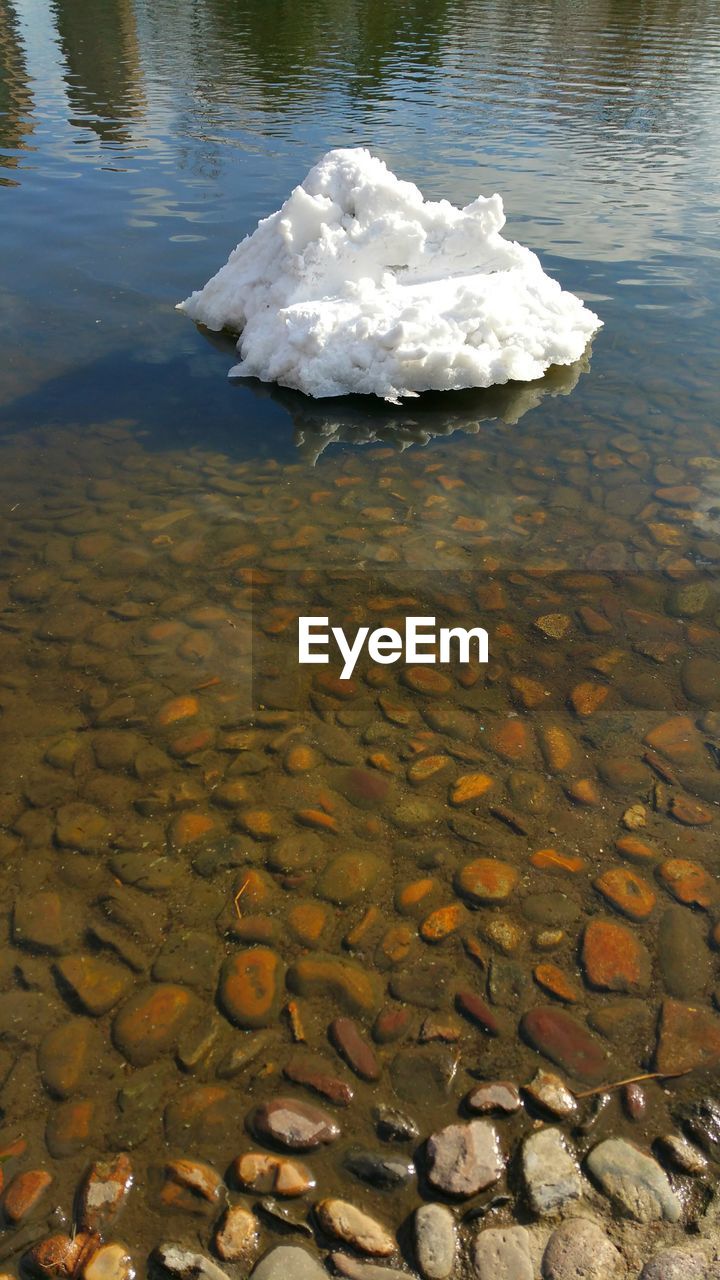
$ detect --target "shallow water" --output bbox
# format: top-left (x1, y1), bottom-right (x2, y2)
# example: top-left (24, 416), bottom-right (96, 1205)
top-left (1, 0), bottom-right (720, 1275)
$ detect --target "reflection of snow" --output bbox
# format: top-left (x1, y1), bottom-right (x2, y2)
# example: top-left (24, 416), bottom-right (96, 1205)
top-left (241, 352), bottom-right (590, 466)
top-left (179, 149), bottom-right (601, 402)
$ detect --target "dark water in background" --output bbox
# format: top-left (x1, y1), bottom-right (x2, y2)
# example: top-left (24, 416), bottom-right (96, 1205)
top-left (3, 2), bottom-right (720, 1273)
top-left (1, 0), bottom-right (719, 460)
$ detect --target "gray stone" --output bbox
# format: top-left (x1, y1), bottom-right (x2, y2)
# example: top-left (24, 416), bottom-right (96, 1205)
top-left (542, 1218), bottom-right (623, 1280)
top-left (640, 1246), bottom-right (713, 1280)
top-left (658, 907), bottom-right (710, 1000)
top-left (523, 1129), bottom-right (582, 1215)
top-left (328, 1255), bottom-right (416, 1280)
top-left (153, 1243), bottom-right (231, 1279)
top-left (586, 1138), bottom-right (681, 1222)
top-left (465, 1081), bottom-right (521, 1115)
top-left (426, 1120), bottom-right (504, 1197)
top-left (249, 1247), bottom-right (327, 1280)
top-left (656, 1134), bottom-right (708, 1175)
top-left (472, 1226), bottom-right (533, 1280)
top-left (414, 1203), bottom-right (456, 1280)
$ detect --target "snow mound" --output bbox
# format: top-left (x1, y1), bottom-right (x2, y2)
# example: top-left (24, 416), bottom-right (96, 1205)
top-left (178, 148), bottom-right (602, 403)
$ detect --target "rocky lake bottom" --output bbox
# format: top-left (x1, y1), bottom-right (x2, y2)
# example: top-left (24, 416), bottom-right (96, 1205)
top-left (0, 407), bottom-right (719, 1280)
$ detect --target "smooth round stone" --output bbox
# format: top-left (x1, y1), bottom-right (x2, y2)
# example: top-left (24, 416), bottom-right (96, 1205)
top-left (329, 1018), bottom-right (380, 1081)
top-left (465, 1082), bottom-right (521, 1115)
top-left (287, 955), bottom-right (381, 1015)
top-left (682, 658), bottom-right (720, 703)
top-left (55, 953), bottom-right (134, 1015)
top-left (249, 1246), bottom-right (331, 1280)
top-left (390, 961), bottom-right (453, 1009)
top-left (414, 1203), bottom-right (457, 1280)
top-left (425, 1120), bottom-right (504, 1197)
top-left (640, 1246), bottom-right (712, 1280)
top-left (472, 1226), bottom-right (533, 1280)
top-left (521, 894), bottom-right (580, 927)
top-left (81, 1242), bottom-right (134, 1280)
top-left (586, 1138), bottom-right (681, 1222)
top-left (520, 1007), bottom-right (608, 1083)
top-left (593, 867), bottom-right (656, 920)
top-left (252, 1097), bottom-right (339, 1150)
top-left (38, 1018), bottom-right (100, 1098)
top-left (112, 984), bottom-right (197, 1066)
top-left (337, 767), bottom-right (393, 809)
top-left (315, 1199), bottom-right (394, 1257)
top-left (317, 853), bottom-right (383, 905)
top-left (13, 890), bottom-right (80, 954)
top-left (658, 907), bottom-right (710, 999)
top-left (218, 948), bottom-right (282, 1028)
top-left (455, 858), bottom-right (519, 905)
top-left (213, 1206), bottom-right (258, 1264)
top-left (542, 1218), bottom-right (623, 1280)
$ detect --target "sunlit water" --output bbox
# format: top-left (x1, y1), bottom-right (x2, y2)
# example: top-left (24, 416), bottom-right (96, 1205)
top-left (1, 1), bottom-right (720, 1273)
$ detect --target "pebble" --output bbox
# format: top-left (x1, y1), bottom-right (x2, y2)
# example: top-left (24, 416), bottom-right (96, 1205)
top-left (456, 990), bottom-right (502, 1035)
top-left (252, 1097), bottom-right (340, 1150)
top-left (152, 1243), bottom-right (231, 1280)
top-left (542, 1218), bottom-right (623, 1280)
top-left (414, 1204), bottom-right (456, 1280)
top-left (520, 1007), bottom-right (608, 1082)
top-left (657, 906), bottom-right (710, 999)
top-left (38, 1017), bottom-right (100, 1097)
top-left (287, 955), bottom-right (381, 1015)
top-left (522, 1069), bottom-right (577, 1119)
top-left (81, 1243), bottom-right (135, 1280)
top-left (232, 1152), bottom-right (315, 1196)
top-left (13, 890), bottom-right (80, 955)
top-left (2, 1169), bottom-right (53, 1223)
top-left (522, 1128), bottom-right (583, 1215)
top-left (657, 858), bottom-right (716, 909)
top-left (112, 984), bottom-right (197, 1065)
top-left (343, 1148), bottom-right (415, 1189)
top-left (161, 1158), bottom-right (223, 1211)
top-left (314, 1198), bottom-right (395, 1256)
top-left (465, 1081), bottom-right (521, 1115)
top-left (455, 857), bottom-right (519, 904)
top-left (213, 1206), bottom-right (258, 1264)
top-left (249, 1246), bottom-right (327, 1280)
top-left (327, 1256), bottom-right (414, 1280)
top-left (425, 1120), bottom-right (504, 1197)
top-left (581, 919), bottom-right (651, 992)
top-left (471, 1226), bottom-right (533, 1280)
top-left (218, 947), bottom-right (282, 1028)
top-left (654, 997), bottom-right (720, 1074)
top-left (55, 954), bottom-right (133, 1015)
top-left (640, 1246), bottom-right (712, 1280)
top-left (594, 867), bottom-right (656, 919)
top-left (656, 1133), bottom-right (708, 1175)
top-left (284, 1054), bottom-right (354, 1106)
top-left (586, 1137), bottom-right (682, 1222)
top-left (373, 1104), bottom-right (419, 1143)
top-left (329, 1017), bottom-right (381, 1080)
top-left (77, 1154), bottom-right (134, 1233)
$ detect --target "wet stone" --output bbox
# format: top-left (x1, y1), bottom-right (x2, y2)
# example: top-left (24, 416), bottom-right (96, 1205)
top-left (520, 1007), bottom-right (608, 1082)
top-left (654, 997), bottom-right (720, 1074)
top-left (523, 1069), bottom-right (577, 1119)
top-left (288, 954), bottom-right (382, 1015)
top-left (586, 1138), bottom-right (681, 1222)
top-left (456, 990), bottom-right (502, 1035)
top-left (390, 960), bottom-right (452, 1009)
top-left (232, 1152), bottom-right (315, 1197)
top-left (455, 858), bottom-right (519, 904)
top-left (425, 1120), bottom-right (504, 1197)
top-left (522, 1128), bottom-right (582, 1216)
top-left (582, 919), bottom-right (651, 992)
top-left (343, 1148), bottom-right (415, 1189)
top-left (658, 906), bottom-right (710, 999)
top-left (13, 891), bottom-right (79, 954)
top-left (542, 1218), bottom-right (623, 1280)
top-left (214, 1206), bottom-right (258, 1264)
top-left (152, 1243), bottom-right (231, 1280)
top-left (594, 867), bottom-right (656, 919)
top-left (329, 1017), bottom-right (380, 1081)
top-left (81, 1243), bottom-right (134, 1280)
top-left (55, 803), bottom-right (113, 853)
top-left (55, 954), bottom-right (133, 1015)
top-left (77, 1154), bottom-right (134, 1233)
top-left (414, 1204), bottom-right (456, 1280)
top-left (38, 1017), bottom-right (100, 1097)
top-left (658, 858), bottom-right (716, 909)
top-left (161, 1158), bottom-right (223, 1212)
top-left (2, 1169), bottom-right (53, 1223)
top-left (472, 1226), bottom-right (533, 1280)
top-left (656, 1134), bottom-right (708, 1175)
top-left (249, 1246), bottom-right (327, 1280)
top-left (680, 1097), bottom-right (720, 1161)
top-left (252, 1097), bottom-right (340, 1150)
top-left (112, 983), bottom-right (197, 1065)
top-left (152, 929), bottom-right (220, 992)
top-left (389, 1046), bottom-right (457, 1106)
top-left (315, 1198), bottom-right (395, 1256)
top-left (218, 947), bottom-right (282, 1028)
top-left (46, 1096), bottom-right (96, 1156)
top-left (284, 1053), bottom-right (354, 1106)
top-left (373, 1104), bottom-right (419, 1143)
top-left (465, 1081), bottom-right (521, 1115)
top-left (317, 852), bottom-right (384, 905)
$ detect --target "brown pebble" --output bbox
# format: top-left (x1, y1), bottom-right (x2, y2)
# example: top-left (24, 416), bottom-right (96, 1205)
top-left (2, 1169), bottom-right (53, 1224)
top-left (622, 1083), bottom-right (646, 1121)
top-left (329, 1017), bottom-right (381, 1081)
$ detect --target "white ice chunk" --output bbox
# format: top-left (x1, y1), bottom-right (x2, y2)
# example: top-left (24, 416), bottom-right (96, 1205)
top-left (178, 148), bottom-right (602, 402)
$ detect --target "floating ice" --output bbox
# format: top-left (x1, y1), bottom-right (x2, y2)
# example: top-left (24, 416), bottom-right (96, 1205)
top-left (178, 148), bottom-right (602, 403)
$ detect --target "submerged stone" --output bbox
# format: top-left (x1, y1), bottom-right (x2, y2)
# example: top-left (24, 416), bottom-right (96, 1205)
top-left (521, 1007), bottom-right (608, 1082)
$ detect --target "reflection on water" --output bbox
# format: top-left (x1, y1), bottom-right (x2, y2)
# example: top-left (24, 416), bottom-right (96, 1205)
top-left (52, 0), bottom-right (145, 144)
top-left (0, 0), bottom-right (33, 182)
